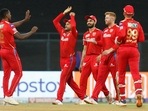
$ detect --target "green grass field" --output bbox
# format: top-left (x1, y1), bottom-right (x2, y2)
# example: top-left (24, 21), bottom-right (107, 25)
top-left (0, 103), bottom-right (148, 111)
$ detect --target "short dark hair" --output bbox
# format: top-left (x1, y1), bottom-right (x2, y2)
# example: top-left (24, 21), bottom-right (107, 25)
top-left (0, 8), bottom-right (9, 20)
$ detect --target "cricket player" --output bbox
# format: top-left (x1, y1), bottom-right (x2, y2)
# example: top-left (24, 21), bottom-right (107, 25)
top-left (115, 5), bottom-right (145, 107)
top-left (52, 6), bottom-right (84, 105)
top-left (0, 8), bottom-right (38, 105)
top-left (79, 15), bottom-right (111, 104)
top-left (84, 12), bottom-right (120, 104)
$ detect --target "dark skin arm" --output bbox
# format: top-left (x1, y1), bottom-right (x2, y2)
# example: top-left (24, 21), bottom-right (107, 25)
top-left (14, 26), bottom-right (38, 40)
top-left (12, 10), bottom-right (31, 27)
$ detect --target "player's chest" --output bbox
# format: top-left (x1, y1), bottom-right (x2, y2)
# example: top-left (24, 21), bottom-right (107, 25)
top-left (103, 28), bottom-right (115, 38)
top-left (60, 32), bottom-right (71, 42)
top-left (84, 31), bottom-right (98, 40)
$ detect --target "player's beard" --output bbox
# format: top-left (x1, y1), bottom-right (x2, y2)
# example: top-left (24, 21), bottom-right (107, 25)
top-left (87, 23), bottom-right (95, 28)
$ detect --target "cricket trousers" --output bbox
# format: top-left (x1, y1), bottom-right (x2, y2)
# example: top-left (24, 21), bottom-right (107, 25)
top-left (80, 55), bottom-right (109, 99)
top-left (91, 53), bottom-right (119, 100)
top-left (0, 48), bottom-right (22, 97)
top-left (57, 56), bottom-right (83, 101)
top-left (117, 47), bottom-right (142, 100)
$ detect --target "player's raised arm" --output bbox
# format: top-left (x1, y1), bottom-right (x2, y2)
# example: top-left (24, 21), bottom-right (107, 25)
top-left (14, 26), bottom-right (38, 40)
top-left (12, 10), bottom-right (31, 27)
top-left (69, 12), bottom-right (77, 37)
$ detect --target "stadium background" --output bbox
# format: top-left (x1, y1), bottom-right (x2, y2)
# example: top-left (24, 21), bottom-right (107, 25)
top-left (0, 0), bottom-right (148, 71)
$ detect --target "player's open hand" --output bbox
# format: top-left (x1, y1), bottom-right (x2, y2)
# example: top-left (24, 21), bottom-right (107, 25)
top-left (63, 6), bottom-right (72, 14)
top-left (31, 26), bottom-right (38, 33)
top-left (24, 10), bottom-right (31, 22)
top-left (69, 12), bottom-right (75, 16)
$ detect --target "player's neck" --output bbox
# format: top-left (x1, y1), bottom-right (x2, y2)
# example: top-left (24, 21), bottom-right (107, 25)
top-left (88, 27), bottom-right (96, 32)
top-left (2, 18), bottom-right (9, 22)
top-left (108, 23), bottom-right (115, 28)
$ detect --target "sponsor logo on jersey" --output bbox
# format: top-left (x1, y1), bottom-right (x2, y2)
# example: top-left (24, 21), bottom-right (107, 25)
top-left (103, 33), bottom-right (111, 38)
top-left (61, 36), bottom-right (69, 41)
top-left (128, 22), bottom-right (138, 28)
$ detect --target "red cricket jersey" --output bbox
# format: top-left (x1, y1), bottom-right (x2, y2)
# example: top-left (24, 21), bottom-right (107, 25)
top-left (0, 20), bottom-right (18, 49)
top-left (117, 18), bottom-right (145, 47)
top-left (53, 13), bottom-right (78, 58)
top-left (83, 28), bottom-right (103, 55)
top-left (103, 24), bottom-right (119, 50)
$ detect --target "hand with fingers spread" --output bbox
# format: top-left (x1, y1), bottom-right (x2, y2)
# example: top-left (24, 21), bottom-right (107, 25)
top-left (63, 6), bottom-right (72, 14)
top-left (24, 10), bottom-right (31, 22)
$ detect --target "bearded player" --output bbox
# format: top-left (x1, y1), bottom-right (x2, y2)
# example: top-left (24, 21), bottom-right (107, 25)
top-left (52, 6), bottom-right (84, 105)
top-left (116, 5), bottom-right (145, 107)
top-left (84, 12), bottom-right (120, 104)
top-left (0, 8), bottom-right (38, 105)
top-left (79, 15), bottom-right (111, 104)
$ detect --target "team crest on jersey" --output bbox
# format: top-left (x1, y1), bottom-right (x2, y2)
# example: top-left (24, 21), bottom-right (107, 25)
top-left (85, 34), bottom-right (90, 38)
top-left (104, 29), bottom-right (108, 32)
top-left (128, 23), bottom-right (138, 28)
top-left (0, 24), bottom-right (4, 29)
top-left (92, 32), bottom-right (96, 36)
top-left (109, 29), bottom-right (113, 32)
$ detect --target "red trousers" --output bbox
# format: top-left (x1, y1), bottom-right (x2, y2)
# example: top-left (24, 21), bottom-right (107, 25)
top-left (80, 55), bottom-right (109, 99)
top-left (1, 48), bottom-right (22, 97)
top-left (117, 47), bottom-right (142, 100)
top-left (91, 53), bottom-right (119, 100)
top-left (57, 56), bottom-right (83, 101)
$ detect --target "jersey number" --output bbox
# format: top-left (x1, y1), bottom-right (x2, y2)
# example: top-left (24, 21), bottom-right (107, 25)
top-left (126, 28), bottom-right (138, 43)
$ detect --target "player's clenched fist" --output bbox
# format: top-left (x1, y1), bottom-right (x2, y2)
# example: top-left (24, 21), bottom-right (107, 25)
top-left (31, 26), bottom-right (38, 33)
top-left (69, 12), bottom-right (75, 16)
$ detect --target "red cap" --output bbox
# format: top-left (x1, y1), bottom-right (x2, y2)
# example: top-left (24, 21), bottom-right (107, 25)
top-left (123, 5), bottom-right (134, 14)
top-left (63, 19), bottom-right (71, 23)
top-left (85, 15), bottom-right (97, 23)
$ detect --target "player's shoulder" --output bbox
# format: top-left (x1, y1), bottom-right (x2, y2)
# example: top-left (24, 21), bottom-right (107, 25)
top-left (132, 19), bottom-right (141, 24)
top-left (94, 28), bottom-right (103, 33)
top-left (119, 19), bottom-right (125, 26)
top-left (114, 24), bottom-right (120, 29)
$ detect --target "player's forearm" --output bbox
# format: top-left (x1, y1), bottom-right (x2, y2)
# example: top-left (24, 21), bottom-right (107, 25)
top-left (12, 19), bottom-right (26, 27)
top-left (53, 13), bottom-right (64, 25)
top-left (14, 31), bottom-right (34, 40)
top-left (80, 49), bottom-right (86, 66)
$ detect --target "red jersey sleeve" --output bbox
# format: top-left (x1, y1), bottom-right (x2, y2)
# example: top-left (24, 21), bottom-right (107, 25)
top-left (10, 24), bottom-right (18, 35)
top-left (70, 15), bottom-right (78, 37)
top-left (138, 23), bottom-right (145, 42)
top-left (96, 30), bottom-right (103, 46)
top-left (53, 13), bottom-right (64, 34)
top-left (112, 26), bottom-right (120, 50)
